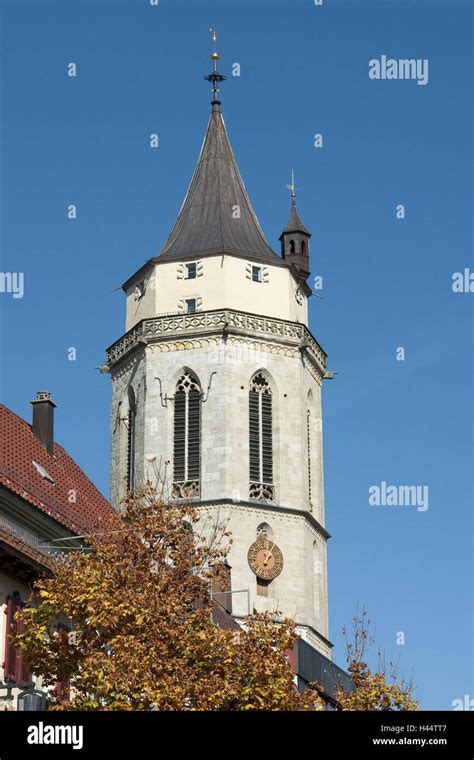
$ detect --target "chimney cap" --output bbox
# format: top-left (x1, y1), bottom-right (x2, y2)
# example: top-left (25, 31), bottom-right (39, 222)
top-left (31, 390), bottom-right (57, 407)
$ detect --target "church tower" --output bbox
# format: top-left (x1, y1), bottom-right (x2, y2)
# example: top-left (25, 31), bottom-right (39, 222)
top-left (106, 42), bottom-right (333, 660)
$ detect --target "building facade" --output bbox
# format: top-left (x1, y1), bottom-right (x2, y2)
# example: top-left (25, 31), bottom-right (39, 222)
top-left (106, 57), bottom-right (334, 661)
top-left (0, 393), bottom-right (118, 709)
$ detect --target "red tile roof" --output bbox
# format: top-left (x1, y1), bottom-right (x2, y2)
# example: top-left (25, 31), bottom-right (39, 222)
top-left (0, 404), bottom-right (120, 537)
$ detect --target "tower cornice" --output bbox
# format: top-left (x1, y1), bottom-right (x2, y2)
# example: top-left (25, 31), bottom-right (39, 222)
top-left (193, 498), bottom-right (331, 541)
top-left (121, 252), bottom-right (311, 295)
top-left (106, 308), bottom-right (327, 376)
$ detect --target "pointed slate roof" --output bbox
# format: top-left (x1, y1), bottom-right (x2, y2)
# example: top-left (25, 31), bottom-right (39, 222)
top-left (279, 198), bottom-right (311, 238)
top-left (157, 104), bottom-right (278, 261)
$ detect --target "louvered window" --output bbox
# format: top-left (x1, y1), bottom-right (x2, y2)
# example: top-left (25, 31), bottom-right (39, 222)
top-left (4, 596), bottom-right (30, 684)
top-left (173, 372), bottom-right (201, 498)
top-left (249, 373), bottom-right (274, 501)
top-left (126, 387), bottom-right (136, 493)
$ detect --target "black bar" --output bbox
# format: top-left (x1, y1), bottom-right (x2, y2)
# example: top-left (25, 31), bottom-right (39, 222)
top-left (0, 710), bottom-right (472, 758)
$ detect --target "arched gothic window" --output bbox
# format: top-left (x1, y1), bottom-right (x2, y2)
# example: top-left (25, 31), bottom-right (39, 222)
top-left (289, 239), bottom-right (295, 254)
top-left (301, 240), bottom-right (306, 255)
top-left (126, 386), bottom-right (136, 493)
top-left (249, 373), bottom-right (274, 501)
top-left (173, 371), bottom-right (201, 499)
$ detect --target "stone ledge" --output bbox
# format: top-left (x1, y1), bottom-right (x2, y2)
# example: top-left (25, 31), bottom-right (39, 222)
top-left (106, 308), bottom-right (327, 377)
top-left (194, 498), bottom-right (330, 541)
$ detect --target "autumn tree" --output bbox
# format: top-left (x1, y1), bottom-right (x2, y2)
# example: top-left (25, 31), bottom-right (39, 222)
top-left (13, 483), bottom-right (323, 711)
top-left (334, 607), bottom-right (419, 711)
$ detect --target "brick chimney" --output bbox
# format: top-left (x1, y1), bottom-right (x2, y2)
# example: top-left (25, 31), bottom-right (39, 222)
top-left (31, 391), bottom-right (56, 455)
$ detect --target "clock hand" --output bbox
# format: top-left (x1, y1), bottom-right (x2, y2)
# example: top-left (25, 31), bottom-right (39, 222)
top-left (266, 543), bottom-right (275, 560)
top-left (263, 545), bottom-right (274, 565)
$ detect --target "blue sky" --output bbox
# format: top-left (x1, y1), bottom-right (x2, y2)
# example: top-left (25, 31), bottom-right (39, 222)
top-left (0, 0), bottom-right (472, 709)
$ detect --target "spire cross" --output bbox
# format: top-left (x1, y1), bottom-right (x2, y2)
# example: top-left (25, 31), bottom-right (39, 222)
top-left (204, 28), bottom-right (226, 107)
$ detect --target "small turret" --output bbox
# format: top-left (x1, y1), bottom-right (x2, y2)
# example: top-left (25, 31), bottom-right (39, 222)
top-left (279, 173), bottom-right (311, 280)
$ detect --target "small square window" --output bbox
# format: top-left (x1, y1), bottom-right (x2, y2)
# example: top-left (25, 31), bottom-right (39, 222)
top-left (252, 266), bottom-right (262, 283)
top-left (185, 298), bottom-right (196, 314)
top-left (185, 263), bottom-right (197, 280)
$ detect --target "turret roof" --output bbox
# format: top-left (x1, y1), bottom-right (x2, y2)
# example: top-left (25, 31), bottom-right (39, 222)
top-left (279, 198), bottom-right (311, 238)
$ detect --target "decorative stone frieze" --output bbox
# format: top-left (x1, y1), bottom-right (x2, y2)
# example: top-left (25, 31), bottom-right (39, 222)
top-left (107, 309), bottom-right (327, 379)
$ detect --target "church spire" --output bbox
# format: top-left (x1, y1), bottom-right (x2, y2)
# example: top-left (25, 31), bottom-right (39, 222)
top-left (279, 170), bottom-right (311, 280)
top-left (157, 34), bottom-right (278, 262)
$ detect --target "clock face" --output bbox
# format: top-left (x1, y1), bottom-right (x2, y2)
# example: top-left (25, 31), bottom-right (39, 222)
top-left (248, 537), bottom-right (284, 580)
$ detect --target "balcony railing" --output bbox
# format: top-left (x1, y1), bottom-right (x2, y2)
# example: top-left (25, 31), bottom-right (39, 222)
top-left (0, 515), bottom-right (59, 558)
top-left (106, 308), bottom-right (327, 375)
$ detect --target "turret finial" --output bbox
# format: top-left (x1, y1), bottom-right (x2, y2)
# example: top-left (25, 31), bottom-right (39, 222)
top-left (286, 169), bottom-right (297, 205)
top-left (204, 28), bottom-right (226, 109)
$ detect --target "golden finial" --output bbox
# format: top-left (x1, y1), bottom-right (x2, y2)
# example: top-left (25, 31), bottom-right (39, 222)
top-left (209, 28), bottom-right (219, 65)
top-left (204, 29), bottom-right (226, 107)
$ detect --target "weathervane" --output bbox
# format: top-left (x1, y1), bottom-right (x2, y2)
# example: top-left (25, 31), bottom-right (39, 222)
top-left (287, 169), bottom-right (297, 204)
top-left (204, 28), bottom-right (226, 106)
top-left (210, 27), bottom-right (217, 58)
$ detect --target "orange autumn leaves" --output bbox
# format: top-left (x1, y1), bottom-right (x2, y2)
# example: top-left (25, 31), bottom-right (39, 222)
top-left (13, 487), bottom-right (418, 711)
top-left (13, 485), bottom-right (322, 711)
